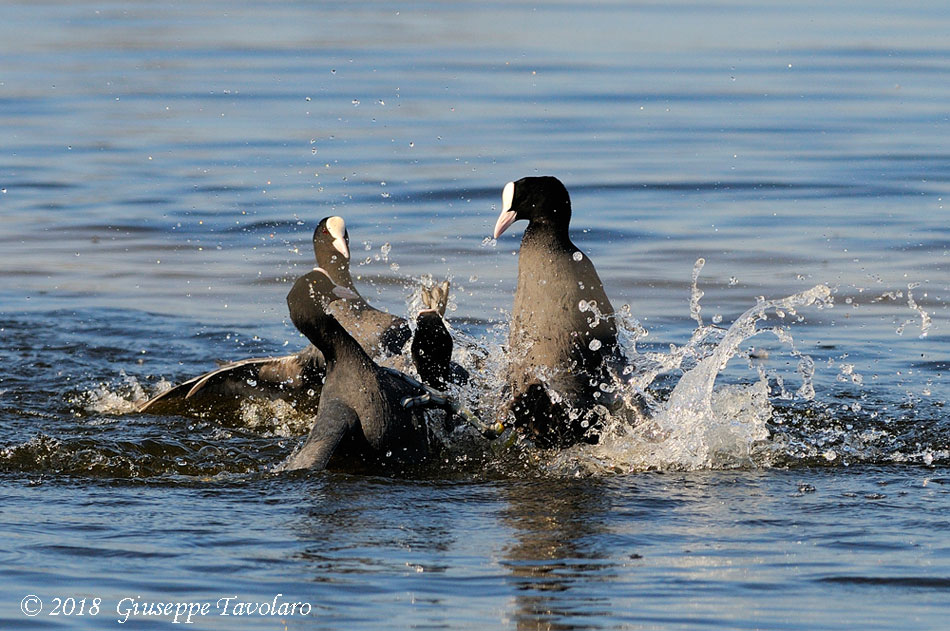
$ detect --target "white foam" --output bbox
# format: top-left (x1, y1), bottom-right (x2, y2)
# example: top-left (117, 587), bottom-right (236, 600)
top-left (80, 371), bottom-right (156, 415)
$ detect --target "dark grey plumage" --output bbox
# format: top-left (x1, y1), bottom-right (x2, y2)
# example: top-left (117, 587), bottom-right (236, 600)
top-left (411, 281), bottom-right (469, 390)
top-left (314, 215), bottom-right (412, 356)
top-left (493, 176), bottom-right (624, 447)
top-left (279, 269), bottom-right (433, 472)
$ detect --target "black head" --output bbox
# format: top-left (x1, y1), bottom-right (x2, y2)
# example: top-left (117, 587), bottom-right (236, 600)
top-left (286, 269), bottom-right (358, 339)
top-left (492, 176), bottom-right (572, 239)
top-left (313, 216), bottom-right (351, 277)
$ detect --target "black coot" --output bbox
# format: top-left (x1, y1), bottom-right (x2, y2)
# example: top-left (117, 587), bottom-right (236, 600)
top-left (278, 269), bottom-right (436, 472)
top-left (493, 176), bottom-right (625, 447)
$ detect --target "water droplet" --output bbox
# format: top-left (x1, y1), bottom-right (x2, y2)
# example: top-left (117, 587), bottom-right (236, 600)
top-left (352, 99), bottom-right (360, 106)
top-left (572, 251), bottom-right (583, 262)
top-left (588, 339), bottom-right (602, 351)
top-left (578, 300), bottom-right (589, 312)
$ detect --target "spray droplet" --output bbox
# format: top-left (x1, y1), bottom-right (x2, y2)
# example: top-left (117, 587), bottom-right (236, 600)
top-left (589, 339), bottom-right (602, 351)
top-left (572, 251), bottom-right (583, 262)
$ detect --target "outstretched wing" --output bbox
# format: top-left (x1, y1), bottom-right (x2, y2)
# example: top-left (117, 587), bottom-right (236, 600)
top-left (137, 347), bottom-right (324, 413)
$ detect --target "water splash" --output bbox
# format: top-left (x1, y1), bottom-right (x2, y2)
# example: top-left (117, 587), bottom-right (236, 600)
top-left (689, 257), bottom-right (705, 327)
top-left (622, 283), bottom-right (833, 471)
top-left (407, 256), bottom-right (862, 476)
top-left (235, 398), bottom-right (313, 437)
top-left (77, 371), bottom-right (155, 415)
top-left (46, 257), bottom-right (942, 479)
top-left (897, 282), bottom-right (932, 338)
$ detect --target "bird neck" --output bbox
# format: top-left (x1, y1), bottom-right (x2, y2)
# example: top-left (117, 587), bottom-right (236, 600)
top-left (304, 315), bottom-right (373, 369)
top-left (523, 219), bottom-right (572, 252)
top-left (323, 259), bottom-right (357, 291)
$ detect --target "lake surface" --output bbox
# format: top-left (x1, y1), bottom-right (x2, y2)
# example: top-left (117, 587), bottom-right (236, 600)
top-left (1, 1), bottom-right (948, 629)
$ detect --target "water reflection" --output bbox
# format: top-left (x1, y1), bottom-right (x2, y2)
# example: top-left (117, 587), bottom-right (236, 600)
top-left (500, 478), bottom-right (618, 631)
top-left (290, 475), bottom-right (458, 577)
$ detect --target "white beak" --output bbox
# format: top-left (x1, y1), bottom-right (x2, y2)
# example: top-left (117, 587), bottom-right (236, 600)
top-left (493, 210), bottom-right (517, 239)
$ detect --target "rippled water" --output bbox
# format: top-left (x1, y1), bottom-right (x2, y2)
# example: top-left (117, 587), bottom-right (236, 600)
top-left (1, 1), bottom-right (948, 629)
